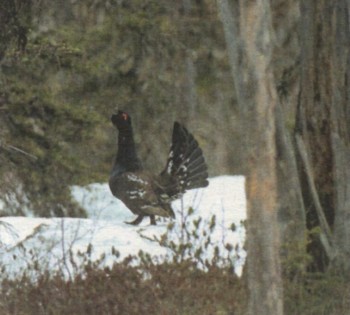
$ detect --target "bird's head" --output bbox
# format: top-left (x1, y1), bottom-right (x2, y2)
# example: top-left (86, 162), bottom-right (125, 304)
top-left (111, 110), bottom-right (132, 130)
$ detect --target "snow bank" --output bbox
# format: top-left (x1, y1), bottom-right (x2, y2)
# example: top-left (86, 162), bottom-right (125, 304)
top-left (0, 176), bottom-right (246, 279)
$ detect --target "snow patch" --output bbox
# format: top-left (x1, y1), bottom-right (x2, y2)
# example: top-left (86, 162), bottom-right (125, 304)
top-left (0, 175), bottom-right (247, 279)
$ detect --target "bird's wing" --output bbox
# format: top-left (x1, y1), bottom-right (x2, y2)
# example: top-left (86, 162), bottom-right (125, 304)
top-left (116, 172), bottom-right (174, 218)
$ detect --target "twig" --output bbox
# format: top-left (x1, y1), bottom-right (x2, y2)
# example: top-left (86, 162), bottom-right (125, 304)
top-left (295, 134), bottom-right (334, 259)
top-left (0, 141), bottom-right (38, 160)
top-left (60, 218), bottom-right (72, 280)
top-left (6, 144), bottom-right (38, 160)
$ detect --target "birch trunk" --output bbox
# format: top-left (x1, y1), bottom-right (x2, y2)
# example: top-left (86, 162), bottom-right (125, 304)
top-left (218, 1), bottom-right (284, 314)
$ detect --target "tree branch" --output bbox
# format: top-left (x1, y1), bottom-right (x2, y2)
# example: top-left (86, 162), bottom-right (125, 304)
top-left (0, 141), bottom-right (38, 160)
top-left (295, 134), bottom-right (335, 260)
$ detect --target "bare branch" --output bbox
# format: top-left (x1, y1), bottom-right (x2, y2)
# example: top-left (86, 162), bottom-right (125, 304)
top-left (295, 134), bottom-right (335, 260)
top-left (0, 141), bottom-right (38, 160)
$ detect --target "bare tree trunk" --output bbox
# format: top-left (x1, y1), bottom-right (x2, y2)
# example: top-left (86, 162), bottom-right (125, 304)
top-left (275, 103), bottom-right (306, 254)
top-left (329, 1), bottom-right (350, 273)
top-left (297, 1), bottom-right (335, 271)
top-left (298, 0), bottom-right (350, 273)
top-left (220, 0), bottom-right (350, 288)
top-left (217, 0), bottom-right (243, 108)
top-left (185, 51), bottom-right (198, 121)
top-left (218, 1), bottom-right (284, 314)
top-left (219, 0), bottom-right (306, 276)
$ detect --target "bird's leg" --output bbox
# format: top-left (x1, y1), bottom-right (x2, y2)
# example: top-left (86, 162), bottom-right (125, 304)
top-left (125, 215), bottom-right (144, 225)
top-left (150, 215), bottom-right (156, 225)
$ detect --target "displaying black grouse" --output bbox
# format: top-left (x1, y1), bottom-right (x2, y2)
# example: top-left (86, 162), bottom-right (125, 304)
top-left (109, 110), bottom-right (209, 225)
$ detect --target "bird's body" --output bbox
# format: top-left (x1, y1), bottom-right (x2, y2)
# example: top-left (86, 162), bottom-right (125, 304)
top-left (109, 170), bottom-right (175, 224)
top-left (109, 111), bottom-right (208, 225)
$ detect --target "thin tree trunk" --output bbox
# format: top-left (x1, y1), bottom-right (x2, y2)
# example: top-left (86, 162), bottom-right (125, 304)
top-left (275, 103), bottom-right (306, 257)
top-left (329, 1), bottom-right (350, 273)
top-left (185, 51), bottom-right (198, 121)
top-left (218, 1), bottom-right (284, 314)
top-left (298, 0), bottom-right (350, 273)
top-left (217, 0), bottom-right (243, 109)
top-left (297, 0), bottom-right (335, 271)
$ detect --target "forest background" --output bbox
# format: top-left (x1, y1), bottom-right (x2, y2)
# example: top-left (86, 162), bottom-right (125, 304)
top-left (1, 1), bottom-right (350, 315)
top-left (1, 0), bottom-right (244, 217)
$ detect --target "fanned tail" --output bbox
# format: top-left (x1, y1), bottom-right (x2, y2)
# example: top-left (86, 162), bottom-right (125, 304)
top-left (157, 122), bottom-right (209, 201)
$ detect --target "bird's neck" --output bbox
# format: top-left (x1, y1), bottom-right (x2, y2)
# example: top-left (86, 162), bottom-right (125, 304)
top-left (113, 127), bottom-right (142, 175)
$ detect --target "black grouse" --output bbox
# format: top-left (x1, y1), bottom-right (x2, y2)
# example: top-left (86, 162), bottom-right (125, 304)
top-left (109, 110), bottom-right (209, 225)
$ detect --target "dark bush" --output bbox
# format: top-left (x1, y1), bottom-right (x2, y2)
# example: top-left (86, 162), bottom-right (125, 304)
top-left (0, 258), bottom-right (241, 315)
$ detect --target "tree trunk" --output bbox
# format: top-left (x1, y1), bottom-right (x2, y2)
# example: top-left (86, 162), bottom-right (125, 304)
top-left (218, 1), bottom-right (284, 314)
top-left (275, 103), bottom-right (306, 258)
top-left (297, 0), bottom-right (335, 271)
top-left (298, 0), bottom-right (350, 273)
top-left (220, 0), bottom-right (350, 290)
top-left (329, 1), bottom-right (350, 273)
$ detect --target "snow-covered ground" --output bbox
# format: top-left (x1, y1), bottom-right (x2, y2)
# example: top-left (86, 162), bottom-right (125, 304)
top-left (0, 176), bottom-right (246, 279)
